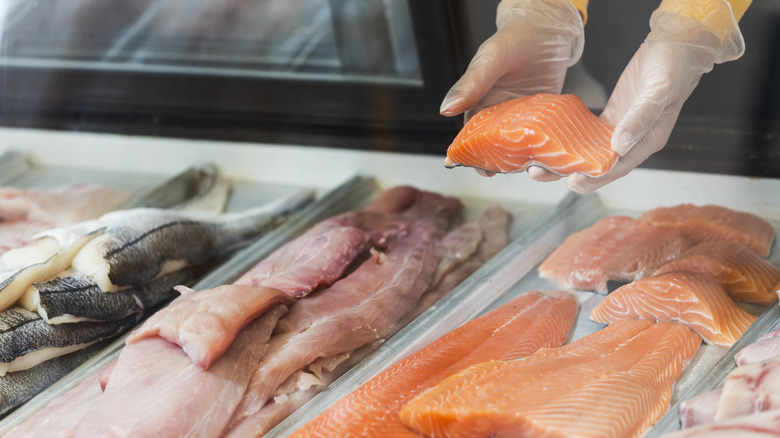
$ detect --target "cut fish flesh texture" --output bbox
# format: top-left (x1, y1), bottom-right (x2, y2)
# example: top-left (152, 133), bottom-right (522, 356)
top-left (73, 305), bottom-right (288, 438)
top-left (4, 367), bottom-right (104, 437)
top-left (290, 290), bottom-right (578, 438)
top-left (223, 218), bottom-right (445, 437)
top-left (0, 306), bottom-right (137, 375)
top-left (406, 204), bottom-right (511, 323)
top-left (247, 205), bottom-right (511, 435)
top-left (663, 409), bottom-right (780, 437)
top-left (126, 284), bottom-right (294, 369)
top-left (239, 204), bottom-right (508, 435)
top-left (655, 241), bottom-right (780, 305)
top-left (245, 346), bottom-right (376, 436)
top-left (126, 186), bottom-right (461, 370)
top-left (735, 328), bottom-right (780, 366)
top-left (637, 204), bottom-right (776, 257)
top-left (233, 220), bottom-right (371, 297)
top-left (591, 271), bottom-right (756, 347)
top-left (0, 341), bottom-right (109, 417)
top-left (713, 357), bottom-right (780, 422)
top-left (679, 389), bottom-right (722, 429)
top-left (399, 319), bottom-right (701, 438)
top-left (539, 215), bottom-right (693, 293)
top-left (444, 94), bottom-right (618, 177)
top-left (0, 184), bottom-right (131, 256)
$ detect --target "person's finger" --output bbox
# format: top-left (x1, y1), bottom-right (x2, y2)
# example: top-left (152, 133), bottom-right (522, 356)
top-left (527, 166), bottom-right (561, 182)
top-left (440, 35), bottom-right (514, 117)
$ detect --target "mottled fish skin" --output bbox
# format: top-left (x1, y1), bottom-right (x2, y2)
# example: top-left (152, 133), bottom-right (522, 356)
top-left (0, 307), bottom-right (138, 373)
top-left (0, 340), bottom-right (109, 417)
top-left (31, 267), bottom-right (201, 324)
top-left (0, 233), bottom-right (99, 312)
top-left (64, 189), bottom-right (314, 291)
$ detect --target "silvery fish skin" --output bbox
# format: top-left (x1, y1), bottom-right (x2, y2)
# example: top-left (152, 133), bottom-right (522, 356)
top-left (0, 341), bottom-right (109, 417)
top-left (0, 233), bottom-right (99, 312)
top-left (0, 307), bottom-right (137, 375)
top-left (29, 267), bottom-right (201, 324)
top-left (42, 189), bottom-right (314, 292)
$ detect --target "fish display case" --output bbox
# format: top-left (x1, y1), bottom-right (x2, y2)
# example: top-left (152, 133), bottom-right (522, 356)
top-left (1, 0), bottom-right (780, 436)
top-left (0, 129), bottom-right (579, 434)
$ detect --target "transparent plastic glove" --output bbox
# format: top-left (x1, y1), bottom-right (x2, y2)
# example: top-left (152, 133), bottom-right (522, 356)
top-left (568, 0), bottom-right (745, 193)
top-left (440, 0), bottom-right (584, 178)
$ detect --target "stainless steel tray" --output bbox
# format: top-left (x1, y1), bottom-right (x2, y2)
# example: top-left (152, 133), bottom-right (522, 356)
top-left (0, 174), bottom-right (375, 432)
top-left (270, 191), bottom-right (780, 437)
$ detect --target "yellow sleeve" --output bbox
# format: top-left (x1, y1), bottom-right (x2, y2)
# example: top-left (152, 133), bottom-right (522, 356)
top-left (657, 0), bottom-right (751, 37)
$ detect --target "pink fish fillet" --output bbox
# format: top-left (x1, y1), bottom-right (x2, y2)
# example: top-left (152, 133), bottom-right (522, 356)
top-left (663, 409), bottom-right (780, 437)
top-left (637, 204), bottom-right (776, 257)
top-left (679, 389), bottom-right (722, 429)
top-left (222, 219), bottom-right (444, 437)
top-left (735, 328), bottom-right (780, 366)
top-left (539, 215), bottom-right (693, 293)
top-left (0, 184), bottom-right (131, 255)
top-left (126, 285), bottom-right (294, 369)
top-left (4, 364), bottom-right (113, 438)
top-left (715, 357), bottom-right (780, 422)
top-left (74, 305), bottom-right (288, 438)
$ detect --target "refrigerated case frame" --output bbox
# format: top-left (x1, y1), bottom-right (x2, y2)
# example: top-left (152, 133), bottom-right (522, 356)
top-left (0, 1), bottom-right (467, 154)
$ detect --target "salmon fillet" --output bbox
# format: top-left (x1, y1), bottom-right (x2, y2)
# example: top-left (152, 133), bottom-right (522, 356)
top-left (539, 216), bottom-right (693, 293)
top-left (637, 204), bottom-right (776, 257)
top-left (289, 290), bottom-right (578, 438)
top-left (399, 319), bottom-right (701, 438)
top-left (591, 271), bottom-right (757, 347)
top-left (444, 94), bottom-right (617, 177)
top-left (655, 241), bottom-right (780, 305)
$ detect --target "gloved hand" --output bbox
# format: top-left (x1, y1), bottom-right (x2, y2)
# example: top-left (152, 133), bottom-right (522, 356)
top-left (567, 0), bottom-right (745, 193)
top-left (439, 0), bottom-right (584, 178)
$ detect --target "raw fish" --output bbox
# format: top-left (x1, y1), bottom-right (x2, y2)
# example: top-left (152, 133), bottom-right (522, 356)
top-left (0, 307), bottom-right (136, 375)
top-left (679, 389), bottom-right (722, 429)
top-left (291, 290), bottom-right (578, 438)
top-left (407, 204), bottom-right (511, 321)
top-left (127, 187), bottom-right (461, 369)
top-left (73, 305), bottom-right (288, 438)
top-left (22, 267), bottom-right (200, 324)
top-left (127, 284), bottom-right (294, 369)
top-left (735, 328), bottom-right (780, 366)
top-left (445, 94), bottom-right (617, 177)
top-left (0, 184), bottom-right (131, 256)
top-left (591, 271), bottom-right (756, 347)
top-left (0, 341), bottom-right (109, 416)
top-left (233, 221), bottom-right (370, 297)
top-left (0, 233), bottom-right (98, 312)
top-left (715, 357), bottom-right (780, 422)
top-left (223, 219), bottom-right (445, 437)
top-left (638, 204), bottom-right (775, 257)
top-left (663, 409), bottom-right (780, 437)
top-left (539, 215), bottom-right (692, 292)
top-left (655, 241), bottom-right (780, 305)
top-left (62, 189), bottom-right (313, 292)
top-left (4, 369), bottom-right (104, 436)
top-left (399, 319), bottom-right (700, 438)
